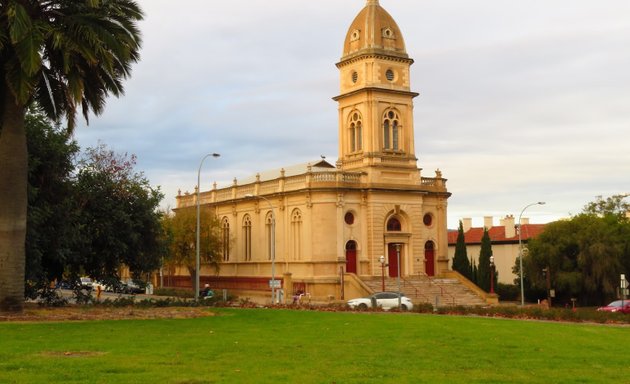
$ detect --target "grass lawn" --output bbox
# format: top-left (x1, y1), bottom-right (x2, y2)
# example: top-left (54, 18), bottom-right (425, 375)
top-left (0, 308), bottom-right (628, 383)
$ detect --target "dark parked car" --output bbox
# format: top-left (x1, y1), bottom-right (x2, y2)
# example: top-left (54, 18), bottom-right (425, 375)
top-left (597, 300), bottom-right (630, 314)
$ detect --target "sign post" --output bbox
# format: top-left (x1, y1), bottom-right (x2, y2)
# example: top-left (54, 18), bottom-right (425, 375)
top-left (621, 274), bottom-right (628, 309)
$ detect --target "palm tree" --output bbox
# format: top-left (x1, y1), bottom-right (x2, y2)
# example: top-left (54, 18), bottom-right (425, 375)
top-left (0, 0), bottom-right (143, 311)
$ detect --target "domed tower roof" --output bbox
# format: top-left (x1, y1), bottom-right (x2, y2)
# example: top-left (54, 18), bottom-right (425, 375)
top-left (341, 0), bottom-right (408, 62)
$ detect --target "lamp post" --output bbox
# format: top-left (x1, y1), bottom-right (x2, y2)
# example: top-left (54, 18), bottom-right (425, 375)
top-left (379, 255), bottom-right (386, 291)
top-left (489, 255), bottom-right (495, 294)
top-left (245, 194), bottom-right (276, 304)
top-left (396, 244), bottom-right (401, 310)
top-left (195, 153), bottom-right (220, 301)
top-left (518, 201), bottom-right (545, 306)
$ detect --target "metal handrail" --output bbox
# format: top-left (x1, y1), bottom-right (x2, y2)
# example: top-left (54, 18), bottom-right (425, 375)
top-left (417, 272), bottom-right (456, 306)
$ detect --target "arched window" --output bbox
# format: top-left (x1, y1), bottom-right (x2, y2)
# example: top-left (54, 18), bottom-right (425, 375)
top-left (221, 217), bottom-right (230, 261)
top-left (383, 109), bottom-right (401, 151)
top-left (349, 111), bottom-right (363, 152)
top-left (387, 217), bottom-right (401, 231)
top-left (242, 215), bottom-right (252, 261)
top-left (425, 241), bottom-right (436, 276)
top-left (291, 209), bottom-right (303, 260)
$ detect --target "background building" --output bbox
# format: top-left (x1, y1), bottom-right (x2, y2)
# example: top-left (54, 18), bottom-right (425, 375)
top-left (447, 216), bottom-right (546, 284)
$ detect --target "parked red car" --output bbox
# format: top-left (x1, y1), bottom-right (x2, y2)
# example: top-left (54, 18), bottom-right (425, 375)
top-left (597, 300), bottom-right (630, 314)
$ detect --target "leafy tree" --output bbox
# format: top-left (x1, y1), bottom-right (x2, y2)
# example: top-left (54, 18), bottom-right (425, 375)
top-left (583, 194), bottom-right (630, 220)
top-left (470, 259), bottom-right (478, 285)
top-left (74, 144), bottom-right (165, 281)
top-left (452, 221), bottom-right (472, 280)
top-left (525, 195), bottom-right (630, 306)
top-left (0, 0), bottom-right (143, 311)
top-left (25, 108), bottom-right (79, 284)
top-left (476, 228), bottom-right (493, 291)
top-left (162, 207), bottom-right (222, 289)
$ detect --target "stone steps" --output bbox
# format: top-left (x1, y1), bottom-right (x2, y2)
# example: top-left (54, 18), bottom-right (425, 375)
top-left (362, 275), bottom-right (487, 307)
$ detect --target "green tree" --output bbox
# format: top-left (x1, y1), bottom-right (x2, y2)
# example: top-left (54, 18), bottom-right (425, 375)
top-left (25, 108), bottom-right (79, 284)
top-left (452, 220), bottom-right (472, 280)
top-left (162, 207), bottom-right (223, 289)
top-left (0, 0), bottom-right (143, 311)
top-left (583, 194), bottom-right (630, 220)
top-left (525, 195), bottom-right (630, 305)
top-left (476, 228), bottom-right (493, 291)
top-left (74, 144), bottom-right (165, 281)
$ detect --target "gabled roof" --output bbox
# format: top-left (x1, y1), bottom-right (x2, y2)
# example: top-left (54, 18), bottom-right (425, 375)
top-left (447, 224), bottom-right (546, 245)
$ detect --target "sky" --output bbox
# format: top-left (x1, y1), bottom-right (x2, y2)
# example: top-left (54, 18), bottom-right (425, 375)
top-left (74, 0), bottom-right (630, 229)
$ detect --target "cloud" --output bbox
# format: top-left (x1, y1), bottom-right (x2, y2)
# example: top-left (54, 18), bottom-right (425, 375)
top-left (74, 0), bottom-right (630, 227)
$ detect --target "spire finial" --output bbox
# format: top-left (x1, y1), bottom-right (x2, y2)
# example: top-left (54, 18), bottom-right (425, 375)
top-left (367, 0), bottom-right (379, 5)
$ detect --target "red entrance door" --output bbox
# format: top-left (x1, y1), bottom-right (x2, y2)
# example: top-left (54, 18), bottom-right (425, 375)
top-left (387, 244), bottom-right (399, 277)
top-left (425, 241), bottom-right (435, 276)
top-left (346, 241), bottom-right (357, 274)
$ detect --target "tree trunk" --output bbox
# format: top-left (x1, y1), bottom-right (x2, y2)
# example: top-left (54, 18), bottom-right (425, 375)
top-left (0, 92), bottom-right (27, 312)
top-left (187, 266), bottom-right (196, 292)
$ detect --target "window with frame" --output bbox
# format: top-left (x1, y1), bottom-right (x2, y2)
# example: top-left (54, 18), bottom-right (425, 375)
top-left (383, 109), bottom-right (401, 151)
top-left (387, 217), bottom-right (401, 231)
top-left (423, 213), bottom-right (433, 227)
top-left (344, 211), bottom-right (355, 225)
top-left (349, 111), bottom-right (363, 152)
top-left (221, 217), bottom-right (230, 261)
top-left (242, 215), bottom-right (252, 261)
top-left (291, 209), bottom-right (303, 260)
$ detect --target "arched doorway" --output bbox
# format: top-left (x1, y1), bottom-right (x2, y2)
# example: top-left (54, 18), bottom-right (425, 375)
top-left (385, 216), bottom-right (403, 278)
top-left (387, 243), bottom-right (401, 277)
top-left (425, 241), bottom-right (435, 276)
top-left (345, 241), bottom-right (357, 274)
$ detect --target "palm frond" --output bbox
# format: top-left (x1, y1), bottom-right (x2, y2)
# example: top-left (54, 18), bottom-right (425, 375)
top-left (2, 0), bottom-right (143, 129)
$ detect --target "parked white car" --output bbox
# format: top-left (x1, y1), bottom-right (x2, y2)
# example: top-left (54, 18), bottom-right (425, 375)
top-left (80, 277), bottom-right (94, 290)
top-left (347, 292), bottom-right (414, 311)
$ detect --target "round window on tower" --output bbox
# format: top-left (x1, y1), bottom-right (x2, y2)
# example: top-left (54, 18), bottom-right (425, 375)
top-left (351, 71), bottom-right (358, 84)
top-left (385, 69), bottom-right (395, 82)
top-left (345, 212), bottom-right (355, 225)
top-left (423, 213), bottom-right (433, 227)
top-left (351, 29), bottom-right (360, 42)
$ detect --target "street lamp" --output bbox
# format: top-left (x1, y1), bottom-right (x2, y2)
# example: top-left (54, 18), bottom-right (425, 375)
top-left (245, 194), bottom-right (276, 304)
top-left (195, 153), bottom-right (220, 301)
top-left (518, 201), bottom-right (545, 307)
top-left (489, 255), bottom-right (495, 294)
top-left (379, 255), bottom-right (386, 291)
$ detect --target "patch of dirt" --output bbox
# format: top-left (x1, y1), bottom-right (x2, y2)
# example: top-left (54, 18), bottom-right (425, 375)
top-left (40, 351), bottom-right (107, 358)
top-left (0, 304), bottom-right (215, 322)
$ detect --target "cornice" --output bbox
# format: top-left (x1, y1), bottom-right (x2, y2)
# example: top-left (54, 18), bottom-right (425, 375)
top-left (336, 51), bottom-right (414, 68)
top-left (333, 87), bottom-right (419, 101)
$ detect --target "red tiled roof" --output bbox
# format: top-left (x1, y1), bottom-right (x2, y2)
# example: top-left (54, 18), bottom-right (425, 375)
top-left (447, 224), bottom-right (546, 245)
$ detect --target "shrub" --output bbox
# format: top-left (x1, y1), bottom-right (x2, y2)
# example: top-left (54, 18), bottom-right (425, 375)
top-left (153, 287), bottom-right (194, 298)
top-left (413, 303), bottom-right (434, 313)
top-left (495, 283), bottom-right (519, 301)
top-left (38, 285), bottom-right (68, 307)
top-left (73, 287), bottom-right (94, 305)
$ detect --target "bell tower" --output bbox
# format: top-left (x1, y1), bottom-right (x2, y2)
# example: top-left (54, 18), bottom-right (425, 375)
top-left (334, 0), bottom-right (421, 185)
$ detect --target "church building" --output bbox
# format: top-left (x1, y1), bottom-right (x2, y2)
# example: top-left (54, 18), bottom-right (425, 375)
top-left (174, 0), bottom-right (453, 303)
